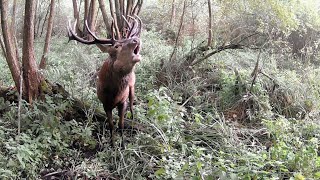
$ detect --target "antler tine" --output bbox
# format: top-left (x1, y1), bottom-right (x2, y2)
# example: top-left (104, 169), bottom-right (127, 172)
top-left (134, 15), bottom-right (142, 37)
top-left (67, 20), bottom-right (95, 44)
top-left (85, 20), bottom-right (100, 40)
top-left (122, 15), bottom-right (131, 38)
top-left (127, 15), bottom-right (139, 38)
top-left (67, 20), bottom-right (115, 45)
top-left (122, 15), bottom-right (131, 29)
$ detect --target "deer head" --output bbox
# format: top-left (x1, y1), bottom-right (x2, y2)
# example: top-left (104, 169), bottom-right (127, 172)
top-left (67, 16), bottom-right (142, 72)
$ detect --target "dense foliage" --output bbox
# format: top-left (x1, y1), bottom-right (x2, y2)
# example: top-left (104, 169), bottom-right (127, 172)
top-left (0, 0), bottom-right (320, 179)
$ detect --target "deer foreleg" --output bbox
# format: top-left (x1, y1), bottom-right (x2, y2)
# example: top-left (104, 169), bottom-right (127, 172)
top-left (105, 107), bottom-right (115, 147)
top-left (118, 102), bottom-right (127, 148)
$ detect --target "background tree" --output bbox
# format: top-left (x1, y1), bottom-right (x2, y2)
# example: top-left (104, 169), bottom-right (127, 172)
top-left (0, 0), bottom-right (57, 103)
top-left (39, 0), bottom-right (56, 69)
top-left (0, 0), bottom-right (22, 92)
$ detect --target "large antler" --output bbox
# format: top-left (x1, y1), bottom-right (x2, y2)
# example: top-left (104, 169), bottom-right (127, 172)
top-left (67, 15), bottom-right (142, 44)
top-left (67, 20), bottom-right (116, 45)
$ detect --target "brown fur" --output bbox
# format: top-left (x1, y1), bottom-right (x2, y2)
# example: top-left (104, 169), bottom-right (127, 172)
top-left (97, 37), bottom-right (141, 147)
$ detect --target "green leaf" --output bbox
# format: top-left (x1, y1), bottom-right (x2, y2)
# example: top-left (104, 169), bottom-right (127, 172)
top-left (196, 161), bottom-right (202, 170)
top-left (155, 167), bottom-right (166, 176)
top-left (315, 172), bottom-right (320, 179)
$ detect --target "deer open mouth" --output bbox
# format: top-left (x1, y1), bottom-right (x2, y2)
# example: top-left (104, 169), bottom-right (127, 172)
top-left (133, 44), bottom-right (140, 55)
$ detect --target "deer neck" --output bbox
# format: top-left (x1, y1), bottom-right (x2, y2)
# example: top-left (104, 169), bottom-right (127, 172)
top-left (109, 59), bottom-right (135, 78)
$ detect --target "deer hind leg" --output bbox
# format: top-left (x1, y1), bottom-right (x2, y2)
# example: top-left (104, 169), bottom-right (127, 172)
top-left (118, 102), bottom-right (127, 148)
top-left (104, 107), bottom-right (115, 147)
top-left (129, 86), bottom-right (135, 120)
top-left (129, 87), bottom-right (135, 137)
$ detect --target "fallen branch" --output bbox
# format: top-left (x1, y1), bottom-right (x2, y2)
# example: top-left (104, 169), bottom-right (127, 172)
top-left (189, 32), bottom-right (260, 66)
top-left (190, 43), bottom-right (243, 66)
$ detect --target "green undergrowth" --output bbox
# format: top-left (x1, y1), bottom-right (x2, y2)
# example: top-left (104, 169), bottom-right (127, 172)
top-left (0, 30), bottom-right (320, 179)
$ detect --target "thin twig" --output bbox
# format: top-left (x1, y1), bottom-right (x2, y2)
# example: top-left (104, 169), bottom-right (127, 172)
top-left (180, 91), bottom-right (198, 108)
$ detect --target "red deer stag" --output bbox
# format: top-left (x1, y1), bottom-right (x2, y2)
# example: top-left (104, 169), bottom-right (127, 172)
top-left (67, 17), bottom-right (142, 147)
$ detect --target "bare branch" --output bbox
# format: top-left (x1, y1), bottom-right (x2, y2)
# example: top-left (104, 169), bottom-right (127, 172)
top-left (190, 44), bottom-right (243, 66)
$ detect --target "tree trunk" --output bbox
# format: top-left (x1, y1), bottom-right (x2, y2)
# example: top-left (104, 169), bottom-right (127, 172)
top-left (22, 0), bottom-right (41, 103)
top-left (109, 0), bottom-right (121, 39)
top-left (207, 0), bottom-right (212, 47)
top-left (11, 0), bottom-right (20, 63)
top-left (114, 0), bottom-right (122, 38)
top-left (36, 0), bottom-right (44, 37)
top-left (170, 0), bottom-right (176, 27)
top-left (40, 0), bottom-right (56, 69)
top-left (0, 34), bottom-right (6, 58)
top-left (132, 0), bottom-right (143, 15)
top-left (126, 0), bottom-right (133, 17)
top-left (83, 0), bottom-right (90, 36)
top-left (40, 3), bottom-right (50, 37)
top-left (72, 0), bottom-right (82, 35)
top-left (88, 0), bottom-right (97, 40)
top-left (34, 0), bottom-right (38, 36)
top-left (0, 0), bottom-right (22, 91)
top-left (98, 0), bottom-right (111, 35)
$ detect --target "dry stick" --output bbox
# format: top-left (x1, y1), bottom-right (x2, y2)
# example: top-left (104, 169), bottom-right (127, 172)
top-left (190, 32), bottom-right (259, 66)
top-left (190, 44), bottom-right (243, 66)
top-left (260, 71), bottom-right (274, 81)
top-left (180, 90), bottom-right (198, 108)
top-left (249, 50), bottom-right (262, 93)
top-left (169, 0), bottom-right (187, 62)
